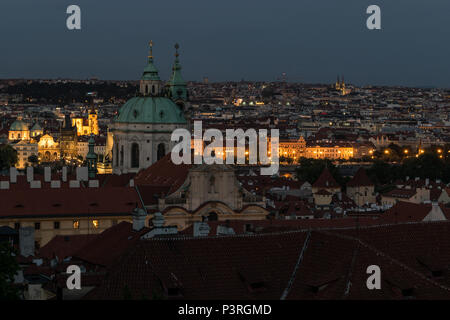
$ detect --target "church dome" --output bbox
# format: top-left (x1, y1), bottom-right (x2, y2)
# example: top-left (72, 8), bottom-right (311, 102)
top-left (30, 122), bottom-right (43, 131)
top-left (115, 96), bottom-right (186, 124)
top-left (10, 119), bottom-right (29, 131)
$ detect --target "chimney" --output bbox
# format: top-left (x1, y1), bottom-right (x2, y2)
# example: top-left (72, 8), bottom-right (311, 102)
top-left (26, 166), bottom-right (34, 182)
top-left (405, 176), bottom-right (409, 181)
top-left (51, 180), bottom-right (61, 188)
top-left (62, 167), bottom-right (67, 182)
top-left (132, 207), bottom-right (147, 231)
top-left (76, 167), bottom-right (88, 182)
top-left (69, 180), bottom-right (80, 188)
top-left (30, 181), bottom-right (41, 189)
top-left (0, 181), bottom-right (10, 189)
top-left (44, 167), bottom-right (51, 182)
top-left (88, 180), bottom-right (99, 188)
top-left (141, 212), bottom-right (178, 238)
top-left (129, 179), bottom-right (135, 187)
top-left (10, 167), bottom-right (17, 183)
top-left (426, 178), bottom-right (429, 186)
top-left (19, 227), bottom-right (35, 257)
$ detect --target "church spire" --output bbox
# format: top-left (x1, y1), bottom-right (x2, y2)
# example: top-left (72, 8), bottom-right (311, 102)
top-left (86, 134), bottom-right (97, 178)
top-left (168, 43), bottom-right (187, 101)
top-left (140, 40), bottom-right (161, 96)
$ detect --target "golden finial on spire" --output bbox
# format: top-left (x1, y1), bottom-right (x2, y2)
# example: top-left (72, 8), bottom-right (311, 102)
top-left (174, 43), bottom-right (179, 57)
top-left (148, 40), bottom-right (153, 59)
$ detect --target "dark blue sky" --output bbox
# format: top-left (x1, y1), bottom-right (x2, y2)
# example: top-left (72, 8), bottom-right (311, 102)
top-left (1, 0), bottom-right (449, 87)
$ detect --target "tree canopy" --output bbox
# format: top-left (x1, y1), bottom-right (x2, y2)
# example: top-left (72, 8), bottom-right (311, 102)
top-left (0, 241), bottom-right (20, 300)
top-left (0, 144), bottom-right (18, 170)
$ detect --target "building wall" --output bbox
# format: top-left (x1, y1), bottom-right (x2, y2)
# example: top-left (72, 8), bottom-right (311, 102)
top-left (1, 216), bottom-right (132, 247)
top-left (347, 185), bottom-right (376, 207)
top-left (13, 142), bottom-right (38, 169)
top-left (110, 122), bottom-right (186, 174)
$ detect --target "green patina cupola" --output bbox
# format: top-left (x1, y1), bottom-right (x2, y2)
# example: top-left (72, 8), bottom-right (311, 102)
top-left (86, 135), bottom-right (97, 178)
top-left (114, 42), bottom-right (187, 125)
top-left (140, 40), bottom-right (162, 96)
top-left (168, 43), bottom-right (188, 102)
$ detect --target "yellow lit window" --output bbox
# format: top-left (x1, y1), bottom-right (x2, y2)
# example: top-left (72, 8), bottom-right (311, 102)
top-left (73, 220), bottom-right (79, 229)
top-left (92, 220), bottom-right (99, 229)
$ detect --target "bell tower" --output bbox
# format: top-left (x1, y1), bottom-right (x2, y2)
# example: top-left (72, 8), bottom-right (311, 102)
top-left (140, 40), bottom-right (162, 97)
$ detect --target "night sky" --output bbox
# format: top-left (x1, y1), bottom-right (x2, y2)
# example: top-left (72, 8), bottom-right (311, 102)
top-left (1, 0), bottom-right (449, 87)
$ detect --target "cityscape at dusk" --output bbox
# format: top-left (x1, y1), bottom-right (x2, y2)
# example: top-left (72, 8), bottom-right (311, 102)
top-left (1, 1), bottom-right (450, 313)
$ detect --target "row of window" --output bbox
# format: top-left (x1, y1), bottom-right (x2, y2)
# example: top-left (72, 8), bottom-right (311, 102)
top-left (14, 220), bottom-right (100, 230)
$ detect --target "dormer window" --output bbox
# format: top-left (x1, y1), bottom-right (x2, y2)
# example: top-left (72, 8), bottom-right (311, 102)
top-left (133, 110), bottom-right (138, 118)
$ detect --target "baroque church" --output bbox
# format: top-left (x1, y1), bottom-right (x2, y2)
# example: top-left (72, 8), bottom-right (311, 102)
top-left (108, 42), bottom-right (189, 174)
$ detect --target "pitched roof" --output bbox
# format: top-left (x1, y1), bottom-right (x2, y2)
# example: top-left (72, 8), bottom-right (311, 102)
top-left (379, 201), bottom-right (431, 223)
top-left (135, 153), bottom-right (191, 196)
top-left (0, 187), bottom-right (141, 218)
top-left (85, 221), bottom-right (450, 300)
top-left (73, 221), bottom-right (150, 267)
top-left (38, 234), bottom-right (98, 260)
top-left (312, 168), bottom-right (339, 189)
top-left (347, 167), bottom-right (374, 187)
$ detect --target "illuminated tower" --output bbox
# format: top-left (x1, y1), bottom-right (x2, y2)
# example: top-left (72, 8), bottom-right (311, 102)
top-left (88, 106), bottom-right (99, 135)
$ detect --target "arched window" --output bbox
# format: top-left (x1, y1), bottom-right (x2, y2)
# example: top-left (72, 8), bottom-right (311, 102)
top-left (131, 143), bottom-right (139, 168)
top-left (145, 85), bottom-right (149, 95)
top-left (120, 145), bottom-right (124, 166)
top-left (207, 212), bottom-right (218, 221)
top-left (152, 85), bottom-right (155, 94)
top-left (157, 143), bottom-right (165, 161)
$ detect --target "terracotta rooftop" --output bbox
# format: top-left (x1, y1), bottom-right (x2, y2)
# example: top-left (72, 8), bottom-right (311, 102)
top-left (312, 168), bottom-right (340, 189)
top-left (347, 167), bottom-right (374, 187)
top-left (85, 221), bottom-right (450, 300)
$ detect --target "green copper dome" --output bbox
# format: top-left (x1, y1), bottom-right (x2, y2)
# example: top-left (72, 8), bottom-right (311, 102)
top-left (30, 122), bottom-right (42, 131)
top-left (115, 97), bottom-right (186, 124)
top-left (10, 119), bottom-right (29, 131)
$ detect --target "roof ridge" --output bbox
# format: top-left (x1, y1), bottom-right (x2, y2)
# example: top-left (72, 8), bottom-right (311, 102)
top-left (280, 230), bottom-right (311, 300)
top-left (318, 230), bottom-right (450, 292)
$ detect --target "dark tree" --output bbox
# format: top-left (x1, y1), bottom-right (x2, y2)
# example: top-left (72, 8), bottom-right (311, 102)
top-left (0, 241), bottom-right (20, 300)
top-left (0, 145), bottom-right (18, 170)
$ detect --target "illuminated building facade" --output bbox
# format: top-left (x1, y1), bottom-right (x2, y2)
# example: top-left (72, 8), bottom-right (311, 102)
top-left (305, 143), bottom-right (354, 160)
top-left (72, 107), bottom-right (99, 136)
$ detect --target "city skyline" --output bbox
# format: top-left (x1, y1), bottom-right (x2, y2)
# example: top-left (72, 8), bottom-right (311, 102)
top-left (1, 0), bottom-right (450, 87)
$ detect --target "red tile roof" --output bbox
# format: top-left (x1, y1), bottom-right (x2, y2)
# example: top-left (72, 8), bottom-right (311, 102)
top-left (135, 153), bottom-right (191, 195)
top-left (38, 234), bottom-right (98, 260)
top-left (312, 168), bottom-right (339, 189)
top-left (85, 221), bottom-right (450, 300)
top-left (378, 201), bottom-right (431, 223)
top-left (347, 167), bottom-right (374, 187)
top-left (73, 221), bottom-right (150, 267)
top-left (0, 187), bottom-right (141, 218)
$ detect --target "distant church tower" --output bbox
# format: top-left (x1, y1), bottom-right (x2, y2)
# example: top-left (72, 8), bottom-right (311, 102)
top-left (88, 106), bottom-right (99, 136)
top-left (109, 41), bottom-right (189, 174)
